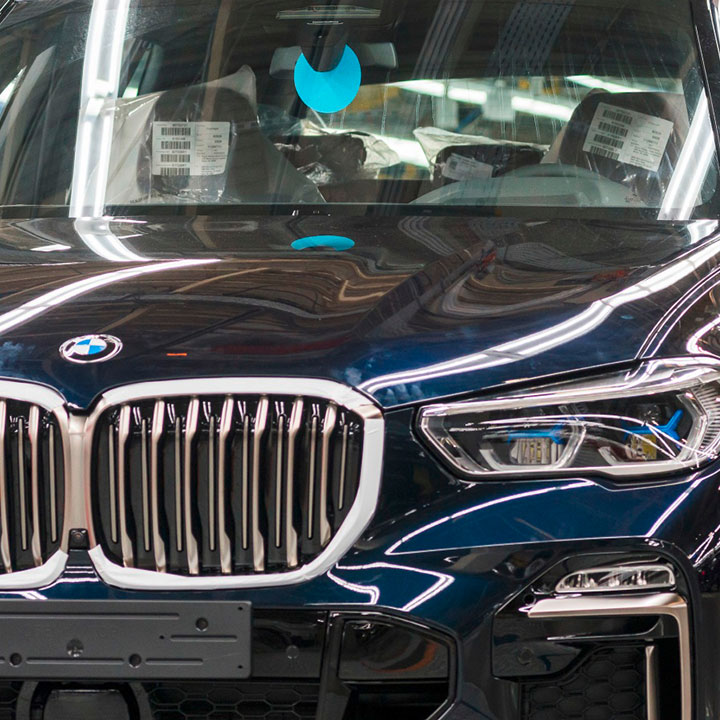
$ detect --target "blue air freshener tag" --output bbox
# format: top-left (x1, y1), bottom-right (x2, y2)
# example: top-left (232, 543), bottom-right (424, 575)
top-left (294, 46), bottom-right (361, 114)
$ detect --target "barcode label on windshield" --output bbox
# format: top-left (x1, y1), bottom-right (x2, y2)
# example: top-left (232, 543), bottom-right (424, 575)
top-left (582, 102), bottom-right (673, 172)
top-left (152, 122), bottom-right (230, 177)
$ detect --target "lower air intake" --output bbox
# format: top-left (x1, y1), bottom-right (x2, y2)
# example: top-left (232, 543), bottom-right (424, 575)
top-left (522, 646), bottom-right (647, 720)
top-left (91, 392), bottom-right (365, 577)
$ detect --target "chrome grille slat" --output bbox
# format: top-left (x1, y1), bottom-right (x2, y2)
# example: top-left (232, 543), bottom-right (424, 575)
top-left (48, 424), bottom-right (57, 544)
top-left (208, 413), bottom-right (216, 553)
top-left (28, 406), bottom-right (42, 567)
top-left (140, 417), bottom-right (150, 553)
top-left (251, 397), bottom-right (268, 572)
top-left (174, 416), bottom-right (182, 553)
top-left (117, 405), bottom-right (134, 568)
top-left (285, 398), bottom-right (302, 569)
top-left (0, 401), bottom-right (10, 573)
top-left (318, 403), bottom-right (336, 548)
top-left (338, 423), bottom-right (348, 511)
top-left (274, 414), bottom-right (285, 549)
top-left (17, 417), bottom-right (26, 551)
top-left (184, 398), bottom-right (200, 576)
top-left (93, 390), bottom-right (367, 578)
top-left (307, 412), bottom-right (318, 541)
top-left (108, 430), bottom-right (117, 543)
top-left (217, 397), bottom-right (233, 574)
top-left (241, 411), bottom-right (250, 551)
top-left (150, 400), bottom-right (166, 573)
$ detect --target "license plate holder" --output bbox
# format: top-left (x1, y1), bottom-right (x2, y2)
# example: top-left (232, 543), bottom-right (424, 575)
top-left (0, 600), bottom-right (251, 680)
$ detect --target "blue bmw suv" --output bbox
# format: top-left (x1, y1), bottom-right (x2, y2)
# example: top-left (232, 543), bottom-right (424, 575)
top-left (0, 0), bottom-right (714, 718)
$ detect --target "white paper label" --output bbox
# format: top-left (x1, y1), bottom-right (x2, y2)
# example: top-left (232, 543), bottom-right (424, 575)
top-left (442, 153), bottom-right (494, 181)
top-left (582, 102), bottom-right (673, 172)
top-left (152, 122), bottom-right (230, 177)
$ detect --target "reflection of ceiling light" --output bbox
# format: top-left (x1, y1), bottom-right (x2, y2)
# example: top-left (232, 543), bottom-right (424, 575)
top-left (660, 93), bottom-right (716, 221)
top-left (70, 0), bottom-right (132, 218)
top-left (511, 96), bottom-right (573, 121)
top-left (277, 5), bottom-right (381, 20)
top-left (379, 136), bottom-right (428, 167)
top-left (31, 244), bottom-right (71, 253)
top-left (448, 86), bottom-right (488, 105)
top-left (0, 259), bottom-right (219, 336)
top-left (360, 236), bottom-right (720, 395)
top-left (0, 68), bottom-right (24, 107)
top-left (567, 75), bottom-right (641, 94)
top-left (393, 80), bottom-right (574, 121)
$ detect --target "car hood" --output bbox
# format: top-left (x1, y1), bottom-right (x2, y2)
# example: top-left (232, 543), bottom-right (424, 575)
top-left (0, 215), bottom-right (716, 410)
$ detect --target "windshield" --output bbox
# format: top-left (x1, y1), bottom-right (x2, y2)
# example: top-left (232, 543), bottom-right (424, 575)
top-left (0, 0), bottom-right (716, 219)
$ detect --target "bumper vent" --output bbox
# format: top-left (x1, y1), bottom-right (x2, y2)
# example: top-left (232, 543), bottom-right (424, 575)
top-left (522, 646), bottom-right (646, 720)
top-left (91, 393), bottom-right (365, 577)
top-left (144, 681), bottom-right (319, 720)
top-left (0, 401), bottom-right (64, 574)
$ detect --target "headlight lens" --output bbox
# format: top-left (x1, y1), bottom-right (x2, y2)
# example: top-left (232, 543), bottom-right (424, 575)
top-left (417, 358), bottom-right (720, 478)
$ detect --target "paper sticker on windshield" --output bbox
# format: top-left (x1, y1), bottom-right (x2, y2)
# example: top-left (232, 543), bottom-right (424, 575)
top-left (442, 153), bottom-right (494, 181)
top-left (152, 122), bottom-right (230, 177)
top-left (582, 102), bottom-right (673, 172)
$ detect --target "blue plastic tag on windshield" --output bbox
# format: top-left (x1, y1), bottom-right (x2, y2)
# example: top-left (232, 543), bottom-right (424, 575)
top-left (292, 235), bottom-right (355, 251)
top-left (294, 46), bottom-right (361, 114)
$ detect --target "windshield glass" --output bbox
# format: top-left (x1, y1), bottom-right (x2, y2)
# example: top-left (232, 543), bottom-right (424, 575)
top-left (0, 0), bottom-right (716, 219)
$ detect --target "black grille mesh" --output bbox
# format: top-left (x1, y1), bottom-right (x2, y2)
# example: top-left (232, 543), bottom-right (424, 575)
top-left (522, 646), bottom-right (646, 720)
top-left (92, 394), bottom-right (364, 576)
top-left (144, 681), bottom-right (319, 720)
top-left (0, 401), bottom-right (63, 574)
top-left (0, 684), bottom-right (19, 720)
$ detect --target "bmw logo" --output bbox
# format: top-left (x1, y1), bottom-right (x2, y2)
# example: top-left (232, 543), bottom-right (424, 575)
top-left (60, 335), bottom-right (123, 364)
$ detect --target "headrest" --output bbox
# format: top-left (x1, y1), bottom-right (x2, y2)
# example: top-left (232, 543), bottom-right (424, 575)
top-left (555, 91), bottom-right (689, 204)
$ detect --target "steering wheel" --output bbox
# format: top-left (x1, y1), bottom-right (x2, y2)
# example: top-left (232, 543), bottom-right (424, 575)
top-left (501, 163), bottom-right (629, 204)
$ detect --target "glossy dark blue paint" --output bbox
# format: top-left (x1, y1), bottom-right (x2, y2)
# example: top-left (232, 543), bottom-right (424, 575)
top-left (0, 216), bottom-right (712, 409)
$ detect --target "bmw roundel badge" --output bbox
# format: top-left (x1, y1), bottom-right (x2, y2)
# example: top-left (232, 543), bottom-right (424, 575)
top-left (60, 334), bottom-right (123, 364)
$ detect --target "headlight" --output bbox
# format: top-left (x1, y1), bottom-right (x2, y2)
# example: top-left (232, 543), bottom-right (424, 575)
top-left (417, 358), bottom-right (720, 478)
top-left (555, 564), bottom-right (676, 593)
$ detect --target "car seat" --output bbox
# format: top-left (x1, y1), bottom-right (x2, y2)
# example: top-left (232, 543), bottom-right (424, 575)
top-left (546, 91), bottom-right (690, 205)
top-left (105, 69), bottom-right (323, 206)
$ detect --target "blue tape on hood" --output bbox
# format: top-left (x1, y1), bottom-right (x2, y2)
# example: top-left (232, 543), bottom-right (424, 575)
top-left (292, 235), bottom-right (355, 251)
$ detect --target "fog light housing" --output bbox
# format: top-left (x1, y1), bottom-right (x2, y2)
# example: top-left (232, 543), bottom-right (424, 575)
top-left (556, 564), bottom-right (676, 594)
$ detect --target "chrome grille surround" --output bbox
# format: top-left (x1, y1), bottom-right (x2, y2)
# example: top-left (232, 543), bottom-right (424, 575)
top-left (86, 378), bottom-right (384, 590)
top-left (0, 378), bottom-right (384, 591)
